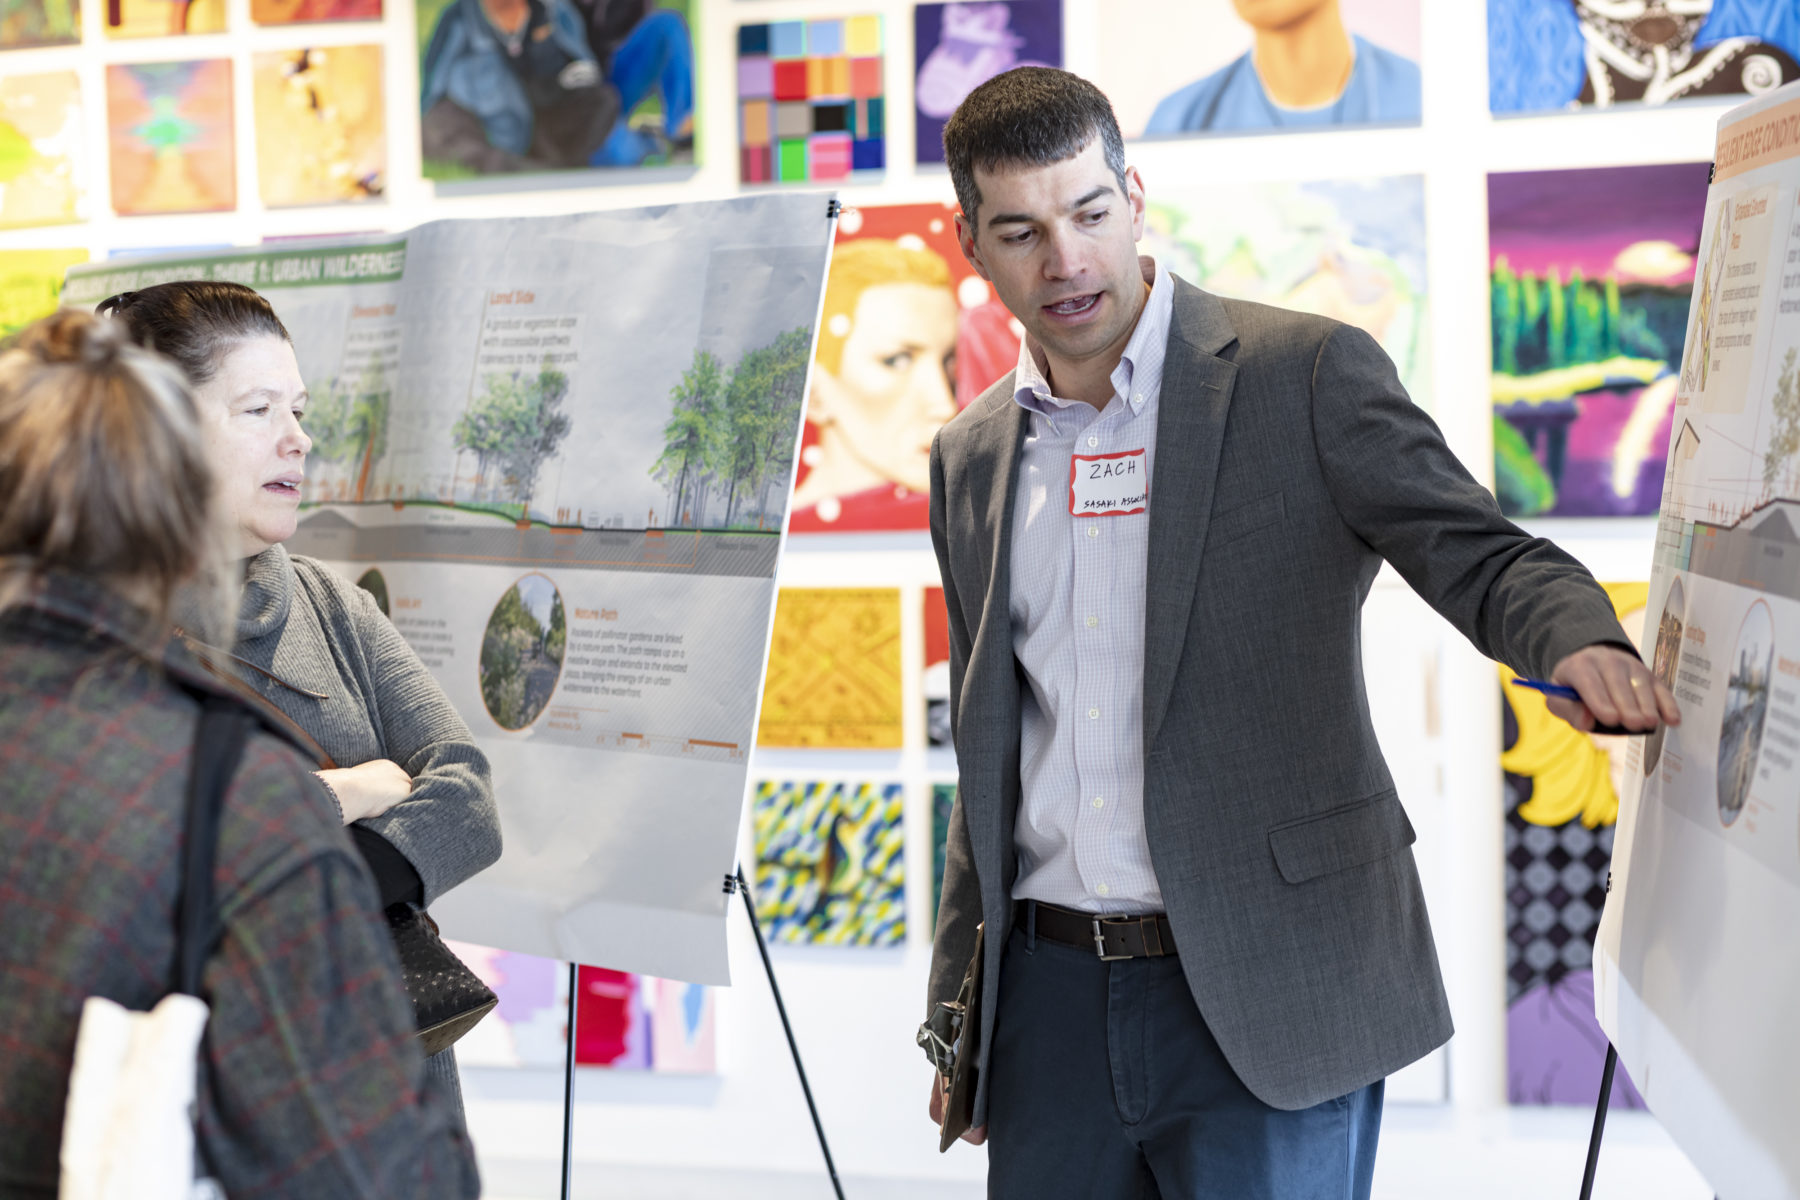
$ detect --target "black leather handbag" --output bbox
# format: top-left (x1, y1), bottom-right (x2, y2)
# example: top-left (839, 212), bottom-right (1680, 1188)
top-left (386, 902), bottom-right (498, 1058)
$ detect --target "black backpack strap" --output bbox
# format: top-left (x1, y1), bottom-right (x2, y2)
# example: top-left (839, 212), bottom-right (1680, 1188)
top-left (174, 695), bottom-right (254, 998)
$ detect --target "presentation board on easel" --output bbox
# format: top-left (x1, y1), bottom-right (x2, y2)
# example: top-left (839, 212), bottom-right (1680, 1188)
top-left (64, 194), bottom-right (835, 986)
top-left (1596, 81), bottom-right (1800, 1200)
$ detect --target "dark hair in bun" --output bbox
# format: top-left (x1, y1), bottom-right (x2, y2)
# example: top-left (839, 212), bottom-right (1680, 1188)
top-left (96, 280), bottom-right (290, 385)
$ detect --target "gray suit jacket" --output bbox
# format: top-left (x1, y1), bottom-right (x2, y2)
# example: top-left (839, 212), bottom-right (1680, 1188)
top-left (926, 280), bottom-right (1628, 1117)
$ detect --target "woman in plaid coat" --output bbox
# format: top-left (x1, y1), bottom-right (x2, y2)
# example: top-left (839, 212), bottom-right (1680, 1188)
top-left (0, 311), bottom-right (479, 1197)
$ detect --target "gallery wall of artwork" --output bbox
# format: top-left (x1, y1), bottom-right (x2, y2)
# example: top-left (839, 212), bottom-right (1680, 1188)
top-left (0, 0), bottom-right (1778, 1189)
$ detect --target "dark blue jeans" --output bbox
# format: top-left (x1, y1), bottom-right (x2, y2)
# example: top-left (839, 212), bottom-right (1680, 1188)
top-left (986, 915), bottom-right (1383, 1199)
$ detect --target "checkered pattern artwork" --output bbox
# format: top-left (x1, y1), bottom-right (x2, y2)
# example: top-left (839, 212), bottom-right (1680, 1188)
top-left (737, 17), bottom-right (885, 184)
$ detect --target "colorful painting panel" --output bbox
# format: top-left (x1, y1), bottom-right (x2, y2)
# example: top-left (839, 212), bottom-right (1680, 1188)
top-left (105, 0), bottom-right (225, 38)
top-left (1144, 175), bottom-right (1431, 410)
top-left (914, 1), bottom-right (1060, 165)
top-left (0, 248), bottom-right (84, 337)
top-left (0, 71), bottom-right (82, 230)
top-left (791, 203), bottom-right (1021, 532)
top-left (1094, 0), bottom-right (1420, 139)
top-left (252, 0), bottom-right (378, 23)
top-left (253, 46), bottom-right (386, 207)
top-left (0, 0), bottom-right (78, 48)
top-left (1490, 0), bottom-right (1800, 114)
top-left (1502, 582), bottom-right (1648, 1108)
top-left (737, 14), bottom-right (883, 184)
top-left (418, 0), bottom-right (694, 179)
top-left (445, 941), bottom-right (715, 1072)
top-left (106, 60), bottom-right (235, 215)
top-left (757, 588), bottom-right (902, 747)
top-left (1489, 163), bottom-right (1711, 518)
top-left (751, 780), bottom-right (905, 946)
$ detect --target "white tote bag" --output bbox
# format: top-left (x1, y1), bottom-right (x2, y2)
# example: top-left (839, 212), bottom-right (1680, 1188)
top-left (58, 696), bottom-right (250, 1200)
top-left (59, 994), bottom-right (221, 1200)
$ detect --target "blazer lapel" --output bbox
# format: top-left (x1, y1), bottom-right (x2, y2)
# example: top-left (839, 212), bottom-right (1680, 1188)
top-left (961, 390), bottom-right (1029, 851)
top-left (1143, 283), bottom-right (1239, 755)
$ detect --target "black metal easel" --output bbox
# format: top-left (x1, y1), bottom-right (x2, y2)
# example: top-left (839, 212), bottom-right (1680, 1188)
top-left (1578, 1043), bottom-right (1619, 1200)
top-left (555, 869), bottom-right (845, 1200)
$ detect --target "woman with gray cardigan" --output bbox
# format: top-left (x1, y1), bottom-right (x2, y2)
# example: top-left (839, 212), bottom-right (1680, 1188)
top-left (99, 280), bottom-right (501, 1112)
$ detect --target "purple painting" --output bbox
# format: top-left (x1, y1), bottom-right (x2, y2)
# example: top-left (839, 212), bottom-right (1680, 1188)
top-left (914, 1), bottom-right (1061, 166)
top-left (1488, 163), bottom-right (1711, 518)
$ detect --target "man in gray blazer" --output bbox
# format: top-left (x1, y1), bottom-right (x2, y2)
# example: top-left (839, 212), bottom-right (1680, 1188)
top-left (921, 69), bottom-right (1681, 1198)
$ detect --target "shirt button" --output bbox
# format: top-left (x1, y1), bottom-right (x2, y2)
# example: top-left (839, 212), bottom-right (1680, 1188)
top-left (1087, 435), bottom-right (1098, 448)
top-left (1092, 796), bottom-right (1105, 809)
top-left (1086, 525), bottom-right (1099, 538)
top-left (1085, 615), bottom-right (1098, 628)
top-left (1096, 883), bottom-right (1111, 897)
top-left (1088, 707), bottom-right (1099, 719)
top-left (1133, 393), bottom-right (1143, 404)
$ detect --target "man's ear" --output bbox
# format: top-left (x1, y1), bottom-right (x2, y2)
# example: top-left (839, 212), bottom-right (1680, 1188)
top-left (1125, 166), bottom-right (1147, 243)
top-left (955, 212), bottom-right (992, 282)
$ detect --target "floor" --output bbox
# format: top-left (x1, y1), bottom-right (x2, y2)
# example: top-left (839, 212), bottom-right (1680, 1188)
top-left (477, 1105), bottom-right (1715, 1199)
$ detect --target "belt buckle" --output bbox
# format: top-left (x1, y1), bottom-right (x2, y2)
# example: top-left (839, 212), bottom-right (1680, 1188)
top-left (1092, 915), bottom-right (1132, 962)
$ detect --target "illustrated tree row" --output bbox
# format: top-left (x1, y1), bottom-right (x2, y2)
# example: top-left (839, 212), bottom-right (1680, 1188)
top-left (1490, 258), bottom-right (1687, 377)
top-left (653, 326), bottom-right (811, 530)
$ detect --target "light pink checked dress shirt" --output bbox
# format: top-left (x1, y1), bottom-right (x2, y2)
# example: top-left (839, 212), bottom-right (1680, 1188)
top-left (1009, 256), bottom-right (1172, 916)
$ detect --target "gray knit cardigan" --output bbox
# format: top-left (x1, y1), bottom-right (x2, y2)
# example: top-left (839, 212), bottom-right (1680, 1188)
top-left (230, 545), bottom-right (501, 904)
top-left (227, 545), bottom-right (502, 1107)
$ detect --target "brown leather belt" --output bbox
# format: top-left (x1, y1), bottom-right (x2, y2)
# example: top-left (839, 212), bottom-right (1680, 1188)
top-left (1018, 900), bottom-right (1177, 961)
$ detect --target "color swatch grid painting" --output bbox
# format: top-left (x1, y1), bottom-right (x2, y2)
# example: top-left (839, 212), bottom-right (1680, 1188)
top-left (752, 780), bottom-right (905, 947)
top-left (737, 16), bottom-right (884, 185)
top-left (0, 72), bottom-right (81, 229)
top-left (106, 60), bottom-right (234, 215)
top-left (252, 46), bottom-right (386, 206)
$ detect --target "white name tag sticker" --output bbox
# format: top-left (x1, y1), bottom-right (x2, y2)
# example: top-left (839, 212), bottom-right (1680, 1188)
top-left (1069, 449), bottom-right (1149, 517)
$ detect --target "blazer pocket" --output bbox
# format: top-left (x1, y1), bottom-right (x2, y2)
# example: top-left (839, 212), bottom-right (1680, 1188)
top-left (1208, 491), bottom-right (1285, 547)
top-left (1267, 789), bottom-right (1415, 885)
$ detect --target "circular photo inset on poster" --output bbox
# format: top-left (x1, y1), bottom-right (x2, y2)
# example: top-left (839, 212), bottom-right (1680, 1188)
top-left (1644, 576), bottom-right (1686, 777)
top-left (1717, 599), bottom-right (1775, 827)
top-left (479, 572), bottom-right (566, 731)
top-left (356, 567), bottom-right (390, 617)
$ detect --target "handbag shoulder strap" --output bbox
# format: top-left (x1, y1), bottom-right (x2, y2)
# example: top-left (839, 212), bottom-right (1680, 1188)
top-left (174, 696), bottom-right (254, 998)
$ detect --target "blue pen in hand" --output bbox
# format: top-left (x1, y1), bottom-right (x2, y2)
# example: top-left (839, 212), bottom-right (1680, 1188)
top-left (1509, 677), bottom-right (1640, 737)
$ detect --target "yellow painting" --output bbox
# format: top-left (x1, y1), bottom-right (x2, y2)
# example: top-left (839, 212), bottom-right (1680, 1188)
top-left (757, 587), bottom-right (902, 748)
top-left (0, 72), bottom-right (82, 230)
top-left (104, 0), bottom-right (225, 38)
top-left (1500, 582), bottom-right (1650, 828)
top-left (0, 248), bottom-right (86, 337)
top-left (253, 46), bottom-right (385, 207)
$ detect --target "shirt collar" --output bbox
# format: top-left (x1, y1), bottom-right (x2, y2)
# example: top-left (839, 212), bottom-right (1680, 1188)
top-left (1013, 255), bottom-right (1171, 417)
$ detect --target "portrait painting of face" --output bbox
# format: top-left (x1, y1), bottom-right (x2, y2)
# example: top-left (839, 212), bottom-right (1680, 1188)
top-left (790, 203), bottom-right (1022, 533)
top-left (1094, 0), bottom-right (1421, 139)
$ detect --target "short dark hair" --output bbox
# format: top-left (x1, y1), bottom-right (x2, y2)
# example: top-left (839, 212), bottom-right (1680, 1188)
top-left (95, 281), bottom-right (290, 385)
top-left (942, 67), bottom-right (1129, 232)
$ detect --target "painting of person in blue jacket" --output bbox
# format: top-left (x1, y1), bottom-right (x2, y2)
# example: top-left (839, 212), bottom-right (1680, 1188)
top-left (1143, 0), bottom-right (1421, 135)
top-left (419, 0), bottom-right (692, 176)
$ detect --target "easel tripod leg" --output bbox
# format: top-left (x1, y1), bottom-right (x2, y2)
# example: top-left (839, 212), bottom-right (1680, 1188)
top-left (561, 961), bottom-right (578, 1200)
top-left (1578, 1043), bottom-right (1619, 1200)
top-left (734, 865), bottom-right (847, 1200)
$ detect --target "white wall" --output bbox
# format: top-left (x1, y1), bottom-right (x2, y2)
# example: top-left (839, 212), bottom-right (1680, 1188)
top-left (0, 0), bottom-right (1729, 1190)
